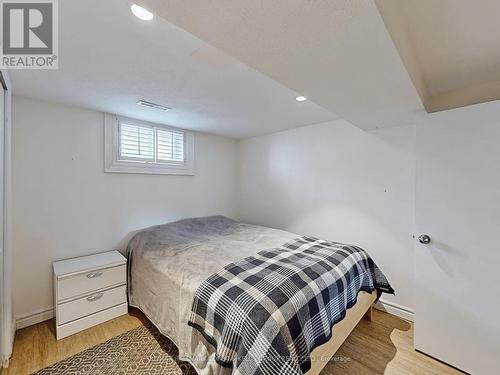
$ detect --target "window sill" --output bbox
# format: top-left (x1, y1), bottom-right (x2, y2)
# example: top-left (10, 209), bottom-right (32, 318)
top-left (104, 162), bottom-right (194, 175)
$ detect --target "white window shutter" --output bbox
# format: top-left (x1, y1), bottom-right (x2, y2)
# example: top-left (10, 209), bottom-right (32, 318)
top-left (157, 128), bottom-right (184, 163)
top-left (119, 123), bottom-right (154, 161)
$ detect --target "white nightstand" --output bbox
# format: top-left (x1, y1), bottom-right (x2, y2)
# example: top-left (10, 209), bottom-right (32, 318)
top-left (53, 250), bottom-right (128, 340)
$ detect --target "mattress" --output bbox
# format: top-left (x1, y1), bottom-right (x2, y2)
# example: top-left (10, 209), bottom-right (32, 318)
top-left (127, 216), bottom-right (296, 375)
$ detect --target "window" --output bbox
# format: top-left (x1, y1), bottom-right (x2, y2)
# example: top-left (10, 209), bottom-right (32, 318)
top-left (105, 114), bottom-right (194, 175)
top-left (118, 122), bottom-right (185, 164)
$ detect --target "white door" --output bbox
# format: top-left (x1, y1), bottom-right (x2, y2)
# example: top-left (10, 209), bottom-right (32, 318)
top-left (415, 101), bottom-right (500, 374)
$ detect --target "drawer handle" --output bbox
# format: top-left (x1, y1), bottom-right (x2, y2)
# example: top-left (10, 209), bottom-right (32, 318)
top-left (86, 292), bottom-right (104, 302)
top-left (86, 271), bottom-right (103, 279)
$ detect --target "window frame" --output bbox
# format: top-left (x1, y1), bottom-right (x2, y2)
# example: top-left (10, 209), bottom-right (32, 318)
top-left (104, 113), bottom-right (194, 175)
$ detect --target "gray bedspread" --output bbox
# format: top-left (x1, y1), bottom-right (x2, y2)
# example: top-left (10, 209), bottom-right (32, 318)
top-left (127, 216), bottom-right (296, 375)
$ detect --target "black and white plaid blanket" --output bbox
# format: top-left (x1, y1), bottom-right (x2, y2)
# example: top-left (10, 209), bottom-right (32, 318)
top-left (188, 236), bottom-right (394, 375)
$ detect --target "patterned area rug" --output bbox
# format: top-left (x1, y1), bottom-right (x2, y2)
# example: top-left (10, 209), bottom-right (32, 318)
top-left (33, 324), bottom-right (197, 374)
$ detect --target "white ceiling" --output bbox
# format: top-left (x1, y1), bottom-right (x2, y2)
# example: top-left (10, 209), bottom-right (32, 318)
top-left (138, 0), bottom-right (425, 130)
top-left (376, 0), bottom-right (500, 112)
top-left (21, 0), bottom-right (492, 135)
top-left (10, 0), bottom-right (336, 139)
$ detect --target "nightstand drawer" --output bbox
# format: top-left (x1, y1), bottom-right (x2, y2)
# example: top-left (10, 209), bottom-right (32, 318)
top-left (57, 285), bottom-right (127, 325)
top-left (57, 264), bottom-right (126, 301)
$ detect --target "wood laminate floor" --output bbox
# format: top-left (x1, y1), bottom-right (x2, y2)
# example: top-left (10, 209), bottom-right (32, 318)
top-left (3, 308), bottom-right (462, 375)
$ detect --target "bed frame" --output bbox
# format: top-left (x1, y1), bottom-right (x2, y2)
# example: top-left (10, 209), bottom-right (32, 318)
top-left (307, 290), bottom-right (377, 375)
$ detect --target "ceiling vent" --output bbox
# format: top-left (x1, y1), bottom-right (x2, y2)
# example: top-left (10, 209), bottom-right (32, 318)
top-left (136, 100), bottom-right (171, 111)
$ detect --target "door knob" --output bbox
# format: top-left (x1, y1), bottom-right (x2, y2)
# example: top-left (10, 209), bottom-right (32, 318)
top-left (418, 234), bottom-right (431, 244)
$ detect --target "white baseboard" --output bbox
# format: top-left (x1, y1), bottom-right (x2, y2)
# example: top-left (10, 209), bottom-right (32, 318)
top-left (14, 300), bottom-right (414, 332)
top-left (15, 307), bottom-right (54, 330)
top-left (374, 299), bottom-right (414, 321)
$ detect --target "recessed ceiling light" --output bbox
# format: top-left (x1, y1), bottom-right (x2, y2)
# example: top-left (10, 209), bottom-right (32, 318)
top-left (131, 4), bottom-right (154, 21)
top-left (295, 96), bottom-right (307, 102)
top-left (137, 100), bottom-right (171, 111)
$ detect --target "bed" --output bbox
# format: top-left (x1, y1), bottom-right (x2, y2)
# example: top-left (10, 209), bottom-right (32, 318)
top-left (127, 216), bottom-right (392, 375)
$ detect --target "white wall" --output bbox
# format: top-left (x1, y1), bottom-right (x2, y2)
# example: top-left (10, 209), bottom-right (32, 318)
top-left (11, 96), bottom-right (417, 322)
top-left (235, 120), bottom-right (416, 313)
top-left (12, 96), bottom-right (237, 320)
